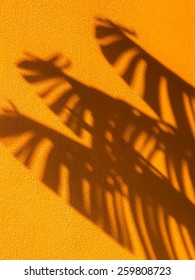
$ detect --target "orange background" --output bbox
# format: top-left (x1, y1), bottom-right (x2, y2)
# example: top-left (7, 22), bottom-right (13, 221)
top-left (0, 0), bottom-right (194, 259)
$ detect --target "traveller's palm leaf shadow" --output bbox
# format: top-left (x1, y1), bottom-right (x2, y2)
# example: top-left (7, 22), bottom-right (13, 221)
top-left (95, 17), bottom-right (195, 196)
top-left (0, 102), bottom-right (194, 259)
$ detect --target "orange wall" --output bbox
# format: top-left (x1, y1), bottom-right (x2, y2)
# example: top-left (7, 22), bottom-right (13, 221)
top-left (0, 1), bottom-right (194, 259)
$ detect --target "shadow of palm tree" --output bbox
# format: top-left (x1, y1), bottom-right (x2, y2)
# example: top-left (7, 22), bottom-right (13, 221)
top-left (17, 52), bottom-right (195, 197)
top-left (95, 17), bottom-right (195, 196)
top-left (0, 101), bottom-right (194, 259)
top-left (95, 17), bottom-right (195, 123)
top-left (0, 47), bottom-right (193, 258)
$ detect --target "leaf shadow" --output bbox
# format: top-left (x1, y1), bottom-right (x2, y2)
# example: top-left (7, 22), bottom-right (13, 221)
top-left (95, 17), bottom-right (195, 196)
top-left (1, 101), bottom-right (194, 259)
top-left (1, 51), bottom-right (195, 259)
top-left (14, 48), bottom-right (195, 258)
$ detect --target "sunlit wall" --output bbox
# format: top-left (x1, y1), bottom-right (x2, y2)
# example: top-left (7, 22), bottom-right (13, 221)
top-left (0, 0), bottom-right (194, 259)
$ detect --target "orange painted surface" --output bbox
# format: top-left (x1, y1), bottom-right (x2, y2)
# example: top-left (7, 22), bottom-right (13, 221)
top-left (0, 0), bottom-right (194, 259)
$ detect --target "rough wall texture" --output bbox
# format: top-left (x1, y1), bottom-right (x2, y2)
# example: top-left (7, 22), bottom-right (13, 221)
top-left (0, 0), bottom-right (194, 259)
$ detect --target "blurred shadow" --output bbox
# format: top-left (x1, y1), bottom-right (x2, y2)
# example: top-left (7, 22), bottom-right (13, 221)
top-left (95, 17), bottom-right (195, 195)
top-left (0, 102), bottom-right (194, 259)
top-left (95, 17), bottom-right (195, 133)
top-left (1, 48), bottom-right (194, 258)
top-left (17, 52), bottom-right (195, 197)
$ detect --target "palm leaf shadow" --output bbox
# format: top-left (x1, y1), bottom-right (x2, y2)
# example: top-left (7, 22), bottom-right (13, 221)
top-left (0, 92), bottom-right (194, 258)
top-left (17, 52), bottom-right (195, 197)
top-left (95, 17), bottom-right (195, 128)
top-left (0, 103), bottom-right (194, 258)
top-left (95, 17), bottom-right (195, 195)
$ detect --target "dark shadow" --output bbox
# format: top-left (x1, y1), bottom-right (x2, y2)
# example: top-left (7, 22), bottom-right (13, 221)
top-left (17, 52), bottom-right (195, 197)
top-left (0, 102), bottom-right (194, 259)
top-left (0, 49), bottom-right (194, 258)
top-left (95, 17), bottom-right (195, 195)
top-left (95, 17), bottom-right (195, 134)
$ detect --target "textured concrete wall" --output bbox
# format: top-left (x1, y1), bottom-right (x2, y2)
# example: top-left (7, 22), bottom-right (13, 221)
top-left (0, 1), bottom-right (194, 259)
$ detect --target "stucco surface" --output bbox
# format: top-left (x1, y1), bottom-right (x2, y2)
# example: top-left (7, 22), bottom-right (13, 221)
top-left (0, 0), bottom-right (194, 259)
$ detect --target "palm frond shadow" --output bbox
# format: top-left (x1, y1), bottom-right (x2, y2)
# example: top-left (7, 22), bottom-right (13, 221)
top-left (95, 17), bottom-right (195, 195)
top-left (1, 49), bottom-right (194, 258)
top-left (95, 17), bottom-right (195, 133)
top-left (0, 102), bottom-right (194, 259)
top-left (17, 52), bottom-right (195, 197)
